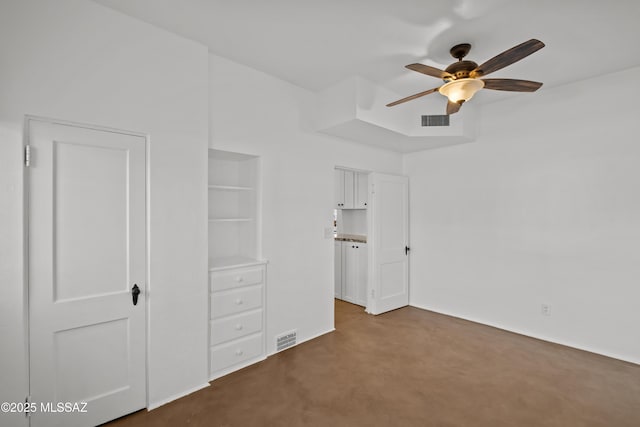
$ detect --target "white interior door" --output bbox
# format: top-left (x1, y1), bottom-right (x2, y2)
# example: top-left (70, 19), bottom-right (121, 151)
top-left (367, 173), bottom-right (409, 315)
top-left (27, 119), bottom-right (146, 427)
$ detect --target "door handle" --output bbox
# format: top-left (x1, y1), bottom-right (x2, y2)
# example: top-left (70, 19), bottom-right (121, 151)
top-left (405, 246), bottom-right (410, 255)
top-left (132, 284), bottom-right (141, 306)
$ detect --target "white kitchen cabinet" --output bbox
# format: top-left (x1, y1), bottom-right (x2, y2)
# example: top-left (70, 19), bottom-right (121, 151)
top-left (335, 169), bottom-right (354, 209)
top-left (334, 168), bottom-right (344, 208)
top-left (335, 169), bottom-right (367, 209)
top-left (209, 262), bottom-right (267, 380)
top-left (355, 243), bottom-right (368, 305)
top-left (343, 242), bottom-right (367, 306)
top-left (335, 241), bottom-right (367, 306)
top-left (354, 172), bottom-right (368, 209)
top-left (334, 240), bottom-right (343, 298)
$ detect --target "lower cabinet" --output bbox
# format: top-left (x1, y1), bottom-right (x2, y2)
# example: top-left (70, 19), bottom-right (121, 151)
top-left (335, 241), bottom-right (367, 306)
top-left (209, 262), bottom-right (267, 380)
top-left (334, 241), bottom-right (343, 298)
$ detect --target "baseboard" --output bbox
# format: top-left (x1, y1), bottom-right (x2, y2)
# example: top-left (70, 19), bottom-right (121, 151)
top-left (147, 382), bottom-right (210, 410)
top-left (267, 328), bottom-right (335, 357)
top-left (409, 303), bottom-right (640, 366)
top-left (207, 329), bottom-right (336, 382)
top-left (209, 355), bottom-right (267, 382)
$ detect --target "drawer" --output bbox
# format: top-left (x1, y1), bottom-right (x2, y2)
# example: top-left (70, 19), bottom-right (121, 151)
top-left (211, 286), bottom-right (262, 319)
top-left (210, 266), bottom-right (263, 292)
top-left (210, 334), bottom-right (263, 373)
top-left (210, 310), bottom-right (263, 346)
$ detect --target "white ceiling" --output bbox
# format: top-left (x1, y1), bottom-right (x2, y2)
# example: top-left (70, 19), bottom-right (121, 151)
top-left (90, 1), bottom-right (640, 151)
top-left (93, 0), bottom-right (640, 101)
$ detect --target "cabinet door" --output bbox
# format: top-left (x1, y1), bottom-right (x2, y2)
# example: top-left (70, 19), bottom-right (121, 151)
top-left (335, 169), bottom-right (361, 209)
top-left (355, 172), bottom-right (368, 209)
top-left (343, 170), bottom-right (355, 209)
top-left (355, 243), bottom-right (368, 305)
top-left (343, 244), bottom-right (358, 303)
top-left (343, 243), bottom-right (367, 305)
top-left (334, 241), bottom-right (343, 298)
top-left (334, 169), bottom-right (345, 208)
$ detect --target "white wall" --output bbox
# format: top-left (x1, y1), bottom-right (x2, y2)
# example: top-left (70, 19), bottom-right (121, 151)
top-left (0, 0), bottom-right (209, 420)
top-left (405, 66), bottom-right (640, 363)
top-left (314, 76), bottom-right (478, 153)
top-left (209, 54), bottom-right (403, 353)
top-left (341, 210), bottom-right (368, 236)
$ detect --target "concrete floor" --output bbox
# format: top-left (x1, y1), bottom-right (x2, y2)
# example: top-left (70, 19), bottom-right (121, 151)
top-left (107, 300), bottom-right (640, 426)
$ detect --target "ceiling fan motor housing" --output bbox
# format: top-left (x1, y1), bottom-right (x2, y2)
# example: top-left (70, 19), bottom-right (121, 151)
top-left (444, 60), bottom-right (478, 81)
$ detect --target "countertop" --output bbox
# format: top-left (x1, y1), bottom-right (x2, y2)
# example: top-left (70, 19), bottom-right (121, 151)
top-left (334, 234), bottom-right (367, 243)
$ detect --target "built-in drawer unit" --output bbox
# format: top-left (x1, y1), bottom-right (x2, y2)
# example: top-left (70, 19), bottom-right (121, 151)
top-left (210, 334), bottom-right (263, 373)
top-left (211, 286), bottom-right (262, 318)
top-left (210, 309), bottom-right (263, 346)
top-left (210, 266), bottom-right (264, 292)
top-left (208, 262), bottom-right (267, 380)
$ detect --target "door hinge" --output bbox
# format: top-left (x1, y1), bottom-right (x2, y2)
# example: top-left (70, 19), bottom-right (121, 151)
top-left (24, 145), bottom-right (32, 167)
top-left (371, 288), bottom-right (375, 299)
top-left (371, 183), bottom-right (375, 194)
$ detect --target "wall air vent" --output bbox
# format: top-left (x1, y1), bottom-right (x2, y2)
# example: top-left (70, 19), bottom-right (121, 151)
top-left (421, 115), bottom-right (450, 127)
top-left (276, 330), bottom-right (297, 352)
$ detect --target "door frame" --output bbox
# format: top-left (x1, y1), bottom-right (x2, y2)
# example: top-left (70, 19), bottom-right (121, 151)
top-left (333, 165), bottom-right (372, 312)
top-left (22, 115), bottom-right (151, 414)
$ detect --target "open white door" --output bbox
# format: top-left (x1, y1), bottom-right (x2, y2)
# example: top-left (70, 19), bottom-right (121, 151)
top-left (367, 173), bottom-right (409, 315)
top-left (27, 119), bottom-right (146, 426)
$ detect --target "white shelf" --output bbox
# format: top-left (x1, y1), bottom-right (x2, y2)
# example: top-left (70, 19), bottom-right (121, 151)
top-left (208, 149), bottom-right (265, 383)
top-left (208, 185), bottom-right (254, 191)
top-left (209, 218), bottom-right (253, 222)
top-left (209, 256), bottom-right (267, 271)
top-left (208, 148), bottom-right (259, 264)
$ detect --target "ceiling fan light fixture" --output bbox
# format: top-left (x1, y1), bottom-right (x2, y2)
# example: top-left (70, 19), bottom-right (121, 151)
top-left (438, 78), bottom-right (485, 103)
top-left (387, 39), bottom-right (544, 111)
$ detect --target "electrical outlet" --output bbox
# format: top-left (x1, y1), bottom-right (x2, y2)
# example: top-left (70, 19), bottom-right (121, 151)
top-left (541, 303), bottom-right (551, 316)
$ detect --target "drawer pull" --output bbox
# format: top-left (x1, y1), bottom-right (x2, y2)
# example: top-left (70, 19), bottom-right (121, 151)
top-left (235, 276), bottom-right (244, 283)
top-left (235, 298), bottom-right (243, 305)
top-left (235, 324), bottom-right (243, 331)
top-left (235, 349), bottom-right (244, 356)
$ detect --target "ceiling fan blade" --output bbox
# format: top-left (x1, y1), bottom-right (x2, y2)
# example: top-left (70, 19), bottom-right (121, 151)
top-left (406, 63), bottom-right (452, 80)
top-left (446, 100), bottom-right (462, 115)
top-left (386, 87), bottom-right (440, 107)
top-left (471, 39), bottom-right (545, 77)
top-left (482, 78), bottom-right (543, 92)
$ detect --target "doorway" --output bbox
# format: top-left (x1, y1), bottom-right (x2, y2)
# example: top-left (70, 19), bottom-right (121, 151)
top-left (26, 117), bottom-right (147, 426)
top-left (333, 167), bottom-right (369, 309)
top-left (333, 167), bottom-right (410, 316)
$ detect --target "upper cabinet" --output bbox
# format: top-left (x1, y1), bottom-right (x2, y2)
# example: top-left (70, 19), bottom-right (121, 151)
top-left (334, 169), bottom-right (343, 208)
top-left (335, 168), bottom-right (368, 209)
top-left (354, 172), bottom-right (368, 209)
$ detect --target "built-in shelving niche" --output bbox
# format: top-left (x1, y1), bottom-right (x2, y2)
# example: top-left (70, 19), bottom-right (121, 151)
top-left (208, 149), bottom-right (261, 269)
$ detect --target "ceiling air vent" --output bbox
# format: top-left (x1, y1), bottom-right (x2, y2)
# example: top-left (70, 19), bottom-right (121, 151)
top-left (276, 330), bottom-right (297, 352)
top-left (421, 115), bottom-right (450, 127)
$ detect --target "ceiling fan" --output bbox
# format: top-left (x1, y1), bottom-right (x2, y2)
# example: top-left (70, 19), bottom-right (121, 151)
top-left (387, 39), bottom-right (545, 114)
